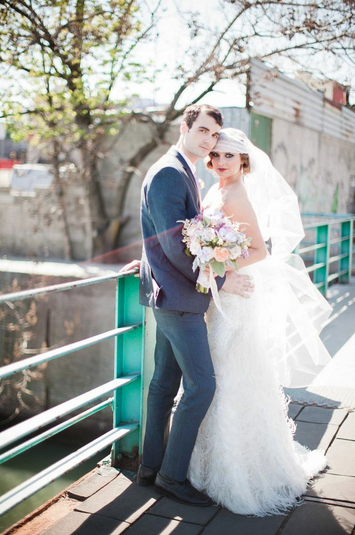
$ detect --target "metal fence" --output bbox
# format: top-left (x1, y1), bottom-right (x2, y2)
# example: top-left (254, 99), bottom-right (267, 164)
top-left (0, 270), bottom-right (144, 517)
top-left (298, 213), bottom-right (355, 297)
top-left (0, 213), bottom-right (354, 518)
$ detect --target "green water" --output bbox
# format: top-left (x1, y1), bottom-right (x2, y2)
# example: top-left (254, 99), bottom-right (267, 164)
top-left (0, 440), bottom-right (110, 533)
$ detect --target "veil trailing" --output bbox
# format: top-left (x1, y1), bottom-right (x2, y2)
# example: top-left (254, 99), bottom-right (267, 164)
top-left (213, 129), bottom-right (332, 388)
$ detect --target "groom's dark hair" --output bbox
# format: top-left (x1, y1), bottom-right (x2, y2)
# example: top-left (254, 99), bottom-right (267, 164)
top-left (183, 104), bottom-right (223, 129)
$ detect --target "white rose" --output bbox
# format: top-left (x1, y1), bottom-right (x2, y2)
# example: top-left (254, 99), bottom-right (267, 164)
top-left (229, 245), bottom-right (242, 259)
top-left (186, 225), bottom-right (196, 237)
top-left (190, 239), bottom-right (201, 255)
top-left (201, 227), bottom-right (215, 242)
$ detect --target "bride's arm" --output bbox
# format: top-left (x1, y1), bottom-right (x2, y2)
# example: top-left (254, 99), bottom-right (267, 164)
top-left (223, 189), bottom-right (267, 268)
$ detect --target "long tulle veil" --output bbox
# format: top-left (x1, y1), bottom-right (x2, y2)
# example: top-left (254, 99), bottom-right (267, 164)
top-left (206, 129), bottom-right (332, 387)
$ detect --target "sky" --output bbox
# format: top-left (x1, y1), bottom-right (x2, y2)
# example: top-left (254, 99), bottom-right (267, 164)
top-left (114, 0), bottom-right (249, 108)
top-left (112, 0), bottom-right (355, 108)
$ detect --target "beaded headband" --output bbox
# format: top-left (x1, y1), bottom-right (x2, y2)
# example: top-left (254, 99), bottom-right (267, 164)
top-left (214, 128), bottom-right (249, 154)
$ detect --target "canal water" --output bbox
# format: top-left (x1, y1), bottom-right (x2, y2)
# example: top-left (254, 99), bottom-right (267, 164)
top-left (0, 439), bottom-right (110, 532)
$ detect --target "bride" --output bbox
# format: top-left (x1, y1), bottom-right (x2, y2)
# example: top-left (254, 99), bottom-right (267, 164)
top-left (188, 128), bottom-right (332, 516)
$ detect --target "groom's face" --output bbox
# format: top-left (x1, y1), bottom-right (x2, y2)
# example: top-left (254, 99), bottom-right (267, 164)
top-left (181, 112), bottom-right (221, 162)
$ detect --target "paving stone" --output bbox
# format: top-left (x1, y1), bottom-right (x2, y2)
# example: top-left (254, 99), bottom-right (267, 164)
top-left (67, 467), bottom-right (119, 500)
top-left (281, 502), bottom-right (355, 535)
top-left (288, 404), bottom-right (303, 420)
top-left (42, 511), bottom-right (129, 535)
top-left (294, 421), bottom-right (337, 451)
top-left (123, 513), bottom-right (201, 534)
top-left (147, 496), bottom-right (220, 525)
top-left (75, 472), bottom-right (161, 523)
top-left (326, 439), bottom-right (355, 477)
top-left (306, 473), bottom-right (355, 503)
top-left (295, 407), bottom-right (347, 426)
top-left (201, 508), bottom-right (286, 535)
top-left (337, 412), bottom-right (355, 441)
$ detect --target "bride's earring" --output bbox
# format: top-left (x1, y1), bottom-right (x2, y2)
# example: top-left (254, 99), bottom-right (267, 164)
top-left (241, 165), bottom-right (244, 175)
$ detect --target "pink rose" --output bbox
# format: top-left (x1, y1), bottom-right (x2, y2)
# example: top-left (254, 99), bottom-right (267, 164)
top-left (214, 247), bottom-right (230, 262)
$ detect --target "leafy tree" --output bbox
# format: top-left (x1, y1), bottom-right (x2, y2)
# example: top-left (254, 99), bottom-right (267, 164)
top-left (0, 0), bottom-right (161, 258)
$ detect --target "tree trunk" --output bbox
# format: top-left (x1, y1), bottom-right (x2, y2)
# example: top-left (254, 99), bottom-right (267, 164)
top-left (52, 140), bottom-right (74, 260)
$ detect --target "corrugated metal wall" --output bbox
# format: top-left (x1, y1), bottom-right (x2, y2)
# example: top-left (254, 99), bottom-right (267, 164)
top-left (249, 59), bottom-right (355, 144)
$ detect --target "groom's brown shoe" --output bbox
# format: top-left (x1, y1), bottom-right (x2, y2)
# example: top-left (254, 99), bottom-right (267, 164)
top-left (155, 472), bottom-right (213, 507)
top-left (136, 464), bottom-right (157, 486)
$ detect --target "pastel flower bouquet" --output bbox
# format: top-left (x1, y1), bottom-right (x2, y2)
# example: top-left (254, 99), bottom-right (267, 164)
top-left (180, 208), bottom-right (251, 294)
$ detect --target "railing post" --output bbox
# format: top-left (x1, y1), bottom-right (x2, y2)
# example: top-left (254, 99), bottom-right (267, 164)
top-left (314, 224), bottom-right (330, 297)
top-left (111, 274), bottom-right (145, 467)
top-left (340, 220), bottom-right (352, 284)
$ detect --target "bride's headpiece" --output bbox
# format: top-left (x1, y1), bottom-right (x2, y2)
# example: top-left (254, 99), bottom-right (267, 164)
top-left (214, 128), bottom-right (249, 155)
top-left (214, 127), bottom-right (304, 257)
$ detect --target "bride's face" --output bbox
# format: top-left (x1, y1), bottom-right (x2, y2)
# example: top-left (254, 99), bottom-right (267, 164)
top-left (210, 151), bottom-right (241, 179)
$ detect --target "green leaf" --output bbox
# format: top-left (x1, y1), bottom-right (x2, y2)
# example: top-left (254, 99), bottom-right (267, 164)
top-left (210, 261), bottom-right (225, 277)
top-left (192, 256), bottom-right (200, 272)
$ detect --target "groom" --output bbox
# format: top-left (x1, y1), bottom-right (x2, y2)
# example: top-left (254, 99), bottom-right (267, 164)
top-left (136, 104), bottom-right (253, 506)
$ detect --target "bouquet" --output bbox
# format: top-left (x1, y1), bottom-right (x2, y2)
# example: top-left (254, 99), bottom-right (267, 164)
top-left (180, 208), bottom-right (251, 293)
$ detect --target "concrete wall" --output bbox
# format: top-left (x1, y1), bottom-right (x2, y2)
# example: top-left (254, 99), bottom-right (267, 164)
top-left (0, 184), bottom-right (91, 260)
top-left (1, 102), bottom-right (354, 264)
top-left (0, 122), bottom-right (179, 263)
top-left (271, 118), bottom-right (355, 214)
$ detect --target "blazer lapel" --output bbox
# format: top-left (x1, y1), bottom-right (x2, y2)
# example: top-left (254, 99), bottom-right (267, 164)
top-left (168, 147), bottom-right (201, 210)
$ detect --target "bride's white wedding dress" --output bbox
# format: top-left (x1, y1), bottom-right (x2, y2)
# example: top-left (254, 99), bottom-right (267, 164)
top-left (188, 178), bottom-right (331, 516)
top-left (189, 262), bottom-right (327, 516)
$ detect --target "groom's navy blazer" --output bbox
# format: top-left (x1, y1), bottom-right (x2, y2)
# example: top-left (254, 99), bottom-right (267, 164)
top-left (139, 146), bottom-right (224, 313)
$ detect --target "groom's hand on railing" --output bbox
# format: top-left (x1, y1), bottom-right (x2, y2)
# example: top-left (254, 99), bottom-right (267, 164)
top-left (119, 259), bottom-right (141, 276)
top-left (222, 271), bottom-right (254, 298)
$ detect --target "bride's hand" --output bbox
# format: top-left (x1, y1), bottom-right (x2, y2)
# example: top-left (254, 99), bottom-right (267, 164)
top-left (119, 259), bottom-right (141, 276)
top-left (222, 271), bottom-right (254, 298)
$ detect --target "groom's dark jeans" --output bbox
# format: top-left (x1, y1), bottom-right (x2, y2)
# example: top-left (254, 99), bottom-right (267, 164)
top-left (142, 308), bottom-right (216, 482)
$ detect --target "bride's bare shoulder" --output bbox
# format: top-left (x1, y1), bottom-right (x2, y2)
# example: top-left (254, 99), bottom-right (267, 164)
top-left (222, 182), bottom-right (255, 219)
top-left (223, 182), bottom-right (249, 204)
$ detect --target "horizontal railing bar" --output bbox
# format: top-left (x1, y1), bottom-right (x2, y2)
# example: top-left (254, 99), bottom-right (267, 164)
top-left (328, 253), bottom-right (350, 264)
top-left (329, 236), bottom-right (351, 245)
top-left (314, 281), bottom-right (325, 289)
top-left (303, 217), bottom-right (355, 229)
top-left (0, 376), bottom-right (139, 450)
top-left (0, 398), bottom-right (113, 465)
top-left (0, 324), bottom-right (141, 380)
top-left (0, 268), bottom-right (139, 304)
top-left (328, 270), bottom-right (349, 283)
top-left (0, 424), bottom-right (138, 517)
top-left (302, 212), bottom-right (355, 219)
top-left (298, 243), bottom-right (327, 254)
top-left (306, 262), bottom-right (326, 273)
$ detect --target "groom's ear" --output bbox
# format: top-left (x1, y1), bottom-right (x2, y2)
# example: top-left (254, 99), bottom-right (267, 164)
top-left (180, 121), bottom-right (188, 135)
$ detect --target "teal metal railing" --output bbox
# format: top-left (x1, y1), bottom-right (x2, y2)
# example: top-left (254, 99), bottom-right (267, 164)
top-left (0, 213), bottom-right (354, 517)
top-left (298, 213), bottom-right (355, 296)
top-left (0, 269), bottom-right (144, 517)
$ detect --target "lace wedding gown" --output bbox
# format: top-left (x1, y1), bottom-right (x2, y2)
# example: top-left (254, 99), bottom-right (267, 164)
top-left (188, 184), bottom-right (331, 516)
